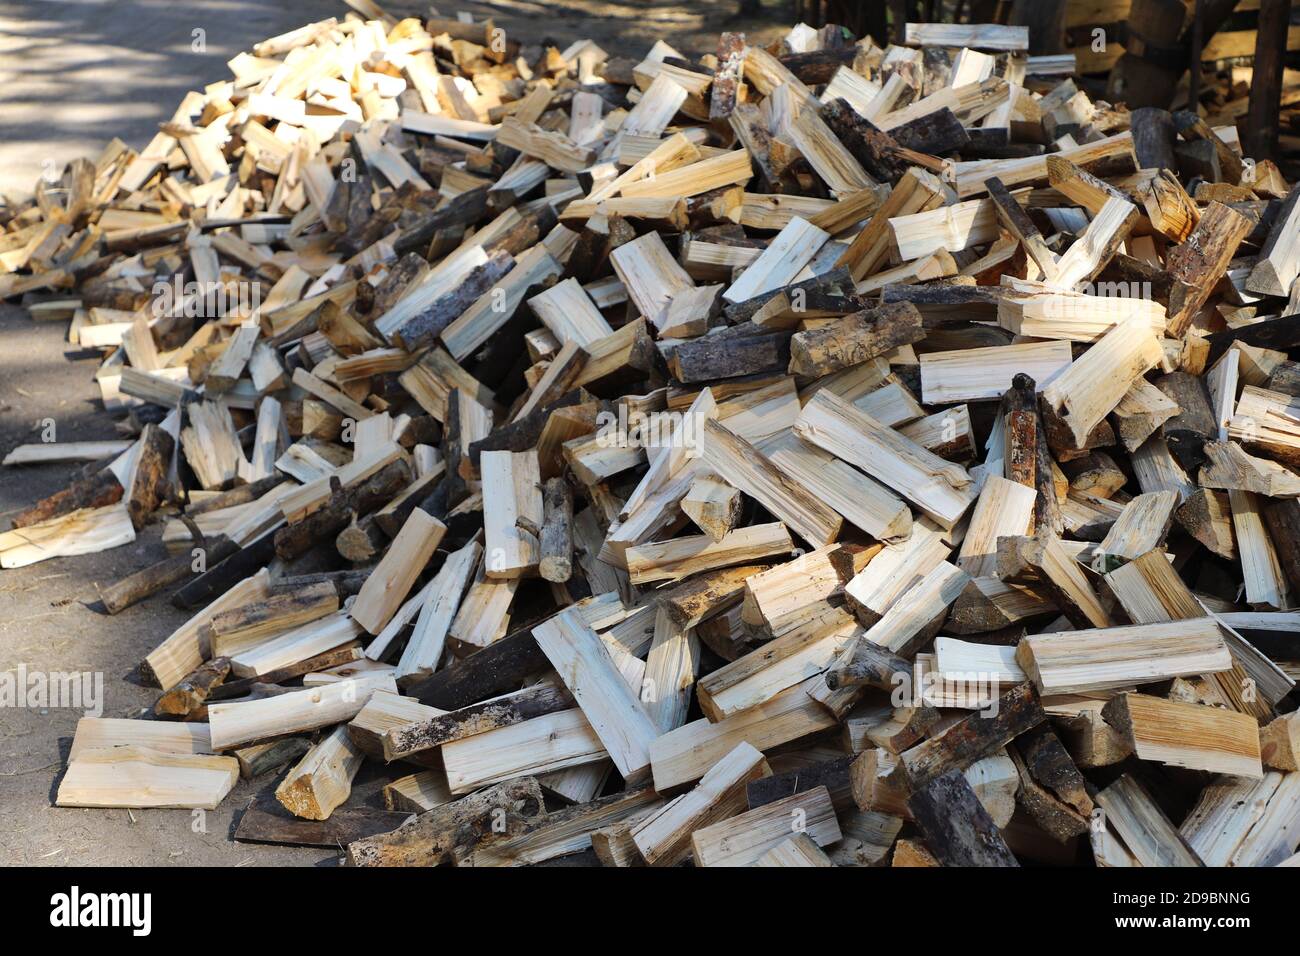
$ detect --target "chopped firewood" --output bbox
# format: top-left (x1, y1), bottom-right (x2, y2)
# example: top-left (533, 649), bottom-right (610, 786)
top-left (701, 419), bottom-right (842, 546)
top-left (350, 509), bottom-right (446, 633)
top-left (1018, 620), bottom-right (1233, 695)
top-left (533, 609), bottom-right (660, 782)
top-left (795, 390), bottom-right (975, 530)
top-left (8, 5), bottom-right (1300, 874)
top-left (208, 675), bottom-right (398, 751)
top-left (898, 683), bottom-right (1046, 791)
top-left (275, 726), bottom-right (365, 820)
top-left (907, 769), bottom-right (1019, 867)
top-left (56, 747), bottom-right (239, 810)
top-left (757, 833), bottom-right (835, 867)
top-left (460, 786), bottom-right (664, 867)
top-left (1042, 321), bottom-right (1164, 449)
top-left (1102, 692), bottom-right (1263, 779)
top-left (691, 787), bottom-right (841, 867)
top-left (346, 778), bottom-right (547, 867)
top-left (1260, 713), bottom-right (1300, 771)
top-left (681, 476), bottom-right (742, 541)
top-left (630, 741), bottom-right (769, 866)
top-left (893, 838), bottom-right (941, 867)
top-left (998, 530), bottom-right (1110, 628)
top-left (1095, 774), bottom-right (1203, 867)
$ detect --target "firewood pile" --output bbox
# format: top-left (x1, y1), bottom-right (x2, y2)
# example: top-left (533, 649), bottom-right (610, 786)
top-left (5, 3), bottom-right (1300, 867)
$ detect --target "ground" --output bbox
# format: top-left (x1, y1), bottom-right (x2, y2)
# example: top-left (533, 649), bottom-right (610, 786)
top-left (0, 0), bottom-right (789, 865)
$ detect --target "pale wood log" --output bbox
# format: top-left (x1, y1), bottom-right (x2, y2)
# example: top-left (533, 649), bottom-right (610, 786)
top-left (275, 725), bottom-right (364, 820)
top-left (1017, 619), bottom-right (1233, 695)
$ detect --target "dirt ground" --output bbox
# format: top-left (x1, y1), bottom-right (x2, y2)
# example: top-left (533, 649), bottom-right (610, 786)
top-left (0, 1), bottom-right (790, 865)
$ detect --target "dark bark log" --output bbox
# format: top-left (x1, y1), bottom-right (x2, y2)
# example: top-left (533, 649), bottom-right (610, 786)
top-left (170, 529), bottom-right (279, 610)
top-left (1129, 107), bottom-right (1178, 170)
top-left (1009, 725), bottom-right (1091, 842)
top-left (1005, 373), bottom-right (1061, 535)
top-left (788, 301), bottom-right (924, 377)
top-left (236, 737), bottom-right (312, 779)
top-left (778, 47), bottom-right (857, 84)
top-left (660, 563), bottom-right (773, 629)
top-left (821, 99), bottom-right (911, 182)
top-left (383, 683), bottom-right (573, 760)
top-left (403, 627), bottom-right (551, 710)
top-left (899, 682), bottom-right (1046, 790)
top-left (1264, 361), bottom-right (1300, 397)
top-left (1173, 110), bottom-right (1246, 185)
top-left (1262, 497), bottom-right (1300, 594)
top-left (1155, 371), bottom-right (1217, 472)
top-left (1206, 313), bottom-right (1300, 365)
top-left (391, 250), bottom-right (514, 350)
top-left (746, 755), bottom-right (855, 812)
top-left (880, 283), bottom-right (1001, 322)
top-left (1010, 0), bottom-right (1067, 53)
top-left (236, 791), bottom-right (413, 848)
top-left (824, 641), bottom-right (909, 690)
top-left (538, 476), bottom-right (574, 583)
top-left (346, 777), bottom-right (546, 866)
top-left (126, 424), bottom-right (175, 530)
top-left (1175, 488), bottom-right (1237, 560)
top-left (907, 769), bottom-right (1020, 866)
top-left (369, 253), bottom-right (429, 317)
top-left (273, 459), bottom-right (411, 560)
top-left (154, 655), bottom-right (231, 718)
top-left (98, 535), bottom-right (238, 615)
top-left (889, 108), bottom-right (971, 155)
top-left (206, 645), bottom-right (364, 702)
top-left (269, 569), bottom-right (370, 598)
top-left (724, 266), bottom-right (857, 323)
top-left (11, 468), bottom-right (124, 529)
top-left (392, 186), bottom-right (490, 256)
top-left (668, 326), bottom-right (794, 383)
top-left (185, 475), bottom-right (285, 517)
top-left (466, 389), bottom-right (586, 470)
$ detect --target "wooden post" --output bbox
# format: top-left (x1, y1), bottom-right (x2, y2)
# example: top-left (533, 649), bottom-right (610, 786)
top-left (1246, 0), bottom-right (1291, 163)
top-left (1010, 0), bottom-right (1067, 54)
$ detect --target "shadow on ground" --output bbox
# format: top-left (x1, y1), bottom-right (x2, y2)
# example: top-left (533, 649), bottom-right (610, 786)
top-left (0, 0), bottom-right (787, 198)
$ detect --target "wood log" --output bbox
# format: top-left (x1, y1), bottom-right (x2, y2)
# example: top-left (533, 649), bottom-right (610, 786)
top-left (1017, 619), bottom-right (1233, 695)
top-left (1102, 692), bottom-right (1263, 778)
top-left (795, 390), bottom-right (976, 530)
top-left (351, 509), bottom-right (447, 634)
top-left (788, 302), bottom-right (926, 378)
top-left (346, 777), bottom-right (546, 866)
top-left (897, 682), bottom-right (1046, 790)
top-left (533, 608), bottom-right (660, 781)
top-left (383, 682), bottom-right (572, 761)
top-left (235, 791), bottom-right (412, 847)
top-left (11, 469), bottom-right (124, 529)
top-left (273, 459), bottom-right (410, 559)
top-left (690, 786), bottom-right (842, 866)
top-left (906, 769), bottom-right (1020, 867)
top-left (275, 725), bottom-right (364, 820)
top-left (1095, 773), bottom-right (1203, 867)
